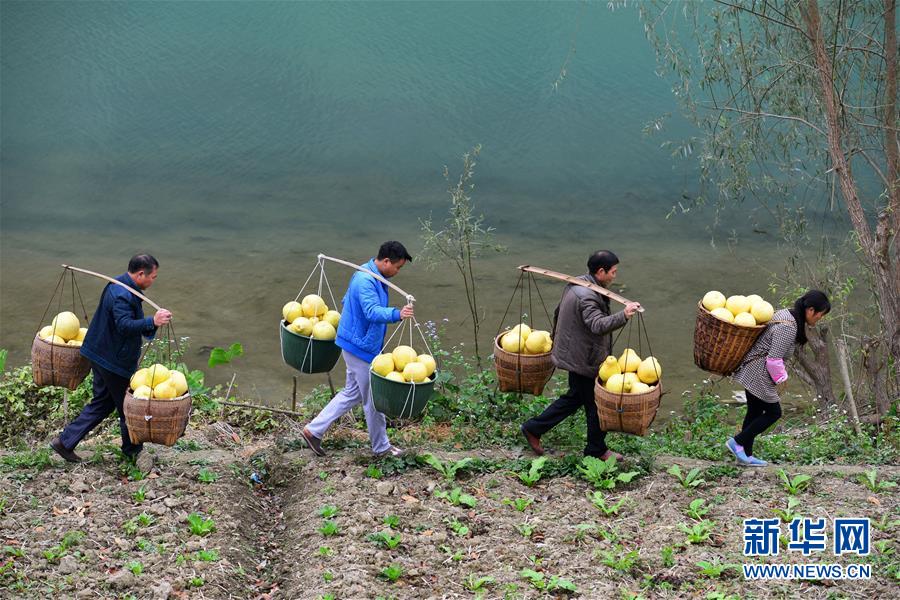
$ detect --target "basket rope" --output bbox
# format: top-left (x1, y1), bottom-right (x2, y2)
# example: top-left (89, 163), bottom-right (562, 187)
top-left (380, 315), bottom-right (438, 420)
top-left (289, 258), bottom-right (342, 372)
top-left (494, 271), bottom-right (554, 394)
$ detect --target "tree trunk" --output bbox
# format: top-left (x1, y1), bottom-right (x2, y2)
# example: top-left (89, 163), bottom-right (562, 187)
top-left (792, 324), bottom-right (837, 408)
top-left (861, 336), bottom-right (892, 417)
top-left (833, 336), bottom-right (862, 435)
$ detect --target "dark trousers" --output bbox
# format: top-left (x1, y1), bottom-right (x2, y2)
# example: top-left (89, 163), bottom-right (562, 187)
top-left (733, 389), bottom-right (782, 457)
top-left (523, 371), bottom-right (608, 457)
top-left (60, 363), bottom-right (143, 457)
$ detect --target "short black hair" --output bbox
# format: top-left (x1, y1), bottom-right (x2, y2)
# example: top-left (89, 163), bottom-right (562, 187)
top-left (128, 254), bottom-right (159, 274)
top-left (377, 241), bottom-right (413, 263)
top-left (587, 250), bottom-right (619, 274)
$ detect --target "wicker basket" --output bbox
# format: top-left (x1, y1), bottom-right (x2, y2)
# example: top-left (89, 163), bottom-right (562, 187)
top-left (692, 301), bottom-right (766, 375)
top-left (30, 334), bottom-right (91, 390)
top-left (370, 371), bottom-right (436, 419)
top-left (280, 321), bottom-right (342, 374)
top-left (493, 334), bottom-right (556, 395)
top-left (594, 378), bottom-right (661, 436)
top-left (123, 389), bottom-right (192, 446)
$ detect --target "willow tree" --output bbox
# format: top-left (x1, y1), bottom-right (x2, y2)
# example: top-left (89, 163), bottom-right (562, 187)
top-left (638, 0), bottom-right (898, 416)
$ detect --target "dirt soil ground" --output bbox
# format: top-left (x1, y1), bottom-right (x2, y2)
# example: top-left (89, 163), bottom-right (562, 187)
top-left (1, 423), bottom-right (897, 599)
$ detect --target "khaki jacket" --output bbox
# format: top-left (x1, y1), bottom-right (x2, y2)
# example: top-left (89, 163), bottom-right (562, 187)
top-left (551, 274), bottom-right (628, 378)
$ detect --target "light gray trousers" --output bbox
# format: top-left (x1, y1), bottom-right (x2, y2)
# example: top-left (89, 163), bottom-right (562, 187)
top-left (306, 350), bottom-right (390, 453)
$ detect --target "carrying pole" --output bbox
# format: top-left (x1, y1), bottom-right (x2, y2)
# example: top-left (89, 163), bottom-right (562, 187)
top-left (317, 254), bottom-right (415, 306)
top-left (518, 265), bottom-right (644, 312)
top-left (61, 264), bottom-right (162, 311)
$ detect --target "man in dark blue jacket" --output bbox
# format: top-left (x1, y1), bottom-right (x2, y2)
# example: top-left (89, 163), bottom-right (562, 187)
top-left (50, 254), bottom-right (172, 466)
top-left (301, 241), bottom-right (414, 457)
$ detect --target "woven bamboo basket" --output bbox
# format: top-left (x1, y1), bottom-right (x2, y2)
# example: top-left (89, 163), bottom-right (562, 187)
top-left (370, 371), bottom-right (436, 419)
top-left (30, 334), bottom-right (91, 390)
top-left (692, 301), bottom-right (766, 375)
top-left (123, 390), bottom-right (192, 446)
top-left (280, 321), bottom-right (342, 374)
top-left (594, 378), bottom-right (661, 436)
top-left (493, 334), bottom-right (556, 395)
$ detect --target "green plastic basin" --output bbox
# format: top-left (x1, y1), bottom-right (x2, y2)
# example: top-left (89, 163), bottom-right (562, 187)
top-left (280, 321), bottom-right (342, 374)
top-left (370, 370), bottom-right (436, 419)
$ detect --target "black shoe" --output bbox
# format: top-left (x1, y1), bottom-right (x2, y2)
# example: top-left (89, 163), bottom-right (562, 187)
top-left (301, 426), bottom-right (326, 457)
top-left (520, 425), bottom-right (544, 456)
top-left (50, 437), bottom-right (82, 463)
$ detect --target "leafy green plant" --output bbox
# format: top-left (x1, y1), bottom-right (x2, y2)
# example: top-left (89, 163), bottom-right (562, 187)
top-left (196, 549), bottom-right (219, 562)
top-left (503, 497), bottom-right (533, 512)
top-left (369, 531), bottom-right (402, 550)
top-left (137, 513), bottom-right (153, 527)
top-left (316, 546), bottom-right (334, 557)
top-left (318, 505), bottom-right (338, 518)
top-left (0, 349), bottom-right (7, 373)
top-left (858, 468), bottom-right (897, 493)
top-left (365, 464), bottom-right (383, 479)
top-left (464, 574), bottom-right (496, 592)
top-left (777, 469), bottom-right (812, 495)
top-left (667, 464), bottom-right (706, 489)
top-left (323, 571), bottom-right (334, 582)
top-left (510, 456), bottom-right (547, 487)
top-left (126, 560), bottom-right (144, 576)
top-left (174, 439), bottom-right (203, 451)
top-left (660, 545), bottom-right (676, 568)
top-left (42, 530), bottom-right (85, 563)
top-left (186, 513), bottom-right (216, 536)
top-left (0, 448), bottom-right (53, 472)
top-left (319, 520), bottom-right (339, 537)
top-left (598, 546), bottom-right (641, 573)
top-left (207, 342), bottom-right (243, 368)
top-left (189, 577), bottom-right (204, 588)
top-left (419, 453), bottom-right (474, 481)
top-left (383, 515), bottom-right (400, 529)
top-left (132, 485), bottom-right (147, 504)
top-left (772, 497), bottom-right (802, 523)
top-left (519, 568), bottom-right (577, 593)
top-left (379, 564), bottom-right (403, 582)
top-left (685, 498), bottom-right (710, 520)
top-left (696, 559), bottom-right (739, 578)
top-left (872, 514), bottom-right (900, 532)
top-left (197, 468), bottom-right (219, 483)
top-left (434, 487), bottom-right (477, 508)
top-left (588, 492), bottom-right (628, 516)
top-left (447, 518), bottom-right (470, 537)
top-left (678, 520), bottom-right (715, 544)
top-left (577, 456), bottom-right (639, 490)
top-left (516, 522), bottom-right (535, 538)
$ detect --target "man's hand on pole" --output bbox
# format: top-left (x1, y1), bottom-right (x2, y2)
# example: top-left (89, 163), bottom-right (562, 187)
top-left (153, 309), bottom-right (173, 327)
top-left (624, 302), bottom-right (642, 319)
top-left (400, 304), bottom-right (415, 320)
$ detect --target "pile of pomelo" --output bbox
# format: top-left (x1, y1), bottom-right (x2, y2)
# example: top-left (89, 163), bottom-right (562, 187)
top-left (129, 364), bottom-right (189, 400)
top-left (598, 349), bottom-right (662, 395)
top-left (371, 346), bottom-right (436, 384)
top-left (701, 291), bottom-right (774, 327)
top-left (37, 312), bottom-right (87, 347)
top-left (282, 294), bottom-right (341, 340)
top-left (498, 323), bottom-right (553, 355)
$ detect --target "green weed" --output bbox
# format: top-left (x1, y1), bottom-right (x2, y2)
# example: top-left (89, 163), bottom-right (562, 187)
top-left (667, 464), bottom-right (706, 489)
top-left (419, 453), bottom-right (474, 481)
top-left (577, 456), bottom-right (639, 490)
top-left (858, 468), bottom-right (897, 493)
top-left (197, 468), bottom-right (219, 483)
top-left (678, 520), bottom-right (715, 544)
top-left (126, 560), bottom-right (143, 576)
top-left (588, 491), bottom-right (628, 516)
top-left (772, 497), bottom-right (802, 523)
top-left (434, 487), bottom-right (477, 508)
top-left (318, 505), bottom-right (338, 518)
top-left (510, 456), bottom-right (547, 487)
top-left (777, 469), bottom-right (812, 495)
top-left (369, 531), bottom-right (402, 550)
top-left (685, 498), bottom-right (710, 520)
top-left (379, 564), bottom-right (403, 582)
top-left (319, 520), bottom-right (339, 537)
top-left (186, 513), bottom-right (216, 536)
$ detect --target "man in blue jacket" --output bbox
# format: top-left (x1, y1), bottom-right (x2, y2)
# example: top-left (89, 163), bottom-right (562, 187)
top-left (50, 254), bottom-right (172, 467)
top-left (302, 241), bottom-right (414, 457)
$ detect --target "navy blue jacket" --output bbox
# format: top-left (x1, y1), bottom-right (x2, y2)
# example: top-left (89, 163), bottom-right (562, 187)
top-left (335, 259), bottom-right (401, 362)
top-left (81, 273), bottom-right (157, 378)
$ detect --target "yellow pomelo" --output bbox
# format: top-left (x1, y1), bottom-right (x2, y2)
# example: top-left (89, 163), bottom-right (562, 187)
top-left (711, 307), bottom-right (735, 323)
top-left (66, 340), bottom-right (82, 347)
top-left (130, 368), bottom-right (150, 390)
top-left (169, 370), bottom-right (189, 396)
top-left (403, 361), bottom-right (429, 383)
top-left (702, 291), bottom-right (727, 311)
top-left (746, 294), bottom-right (763, 306)
top-left (725, 295), bottom-right (751, 316)
top-left (733, 312), bottom-right (757, 327)
top-left (289, 316), bottom-right (313, 336)
top-left (510, 323), bottom-right (532, 340)
top-left (323, 310), bottom-right (341, 329)
top-left (75, 327), bottom-right (88, 342)
top-left (524, 330), bottom-right (552, 354)
top-left (51, 311), bottom-right (80, 341)
top-left (391, 345), bottom-right (418, 370)
top-left (282, 301), bottom-right (303, 323)
top-left (311, 321), bottom-right (337, 340)
top-left (623, 372), bottom-right (640, 387)
top-left (417, 354), bottom-right (436, 377)
top-left (132, 385), bottom-right (152, 400)
top-left (38, 325), bottom-right (54, 339)
top-left (605, 373), bottom-right (628, 394)
top-left (385, 371), bottom-right (405, 383)
top-left (48, 335), bottom-right (67, 345)
top-left (147, 364), bottom-right (170, 387)
top-left (637, 357), bottom-right (662, 384)
top-left (500, 332), bottom-right (525, 353)
top-left (618, 348), bottom-right (642, 373)
top-left (630, 381), bottom-right (652, 394)
top-left (371, 353), bottom-right (395, 377)
top-left (751, 300), bottom-right (774, 324)
top-left (153, 379), bottom-right (178, 400)
top-left (309, 316), bottom-right (320, 326)
top-left (598, 356), bottom-right (621, 382)
top-left (301, 294), bottom-right (328, 318)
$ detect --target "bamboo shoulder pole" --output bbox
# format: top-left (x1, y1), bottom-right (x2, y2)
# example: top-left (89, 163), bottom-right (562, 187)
top-left (317, 254), bottom-right (416, 304)
top-left (518, 265), bottom-right (644, 312)
top-left (61, 264), bottom-right (162, 310)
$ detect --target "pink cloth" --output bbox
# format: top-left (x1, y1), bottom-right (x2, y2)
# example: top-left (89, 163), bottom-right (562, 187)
top-left (766, 358), bottom-right (788, 384)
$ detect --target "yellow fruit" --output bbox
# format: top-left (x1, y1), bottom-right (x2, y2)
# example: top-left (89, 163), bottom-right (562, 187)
top-left (51, 311), bottom-right (80, 341)
top-left (500, 332), bottom-right (526, 353)
top-left (311, 321), bottom-right (337, 340)
top-left (169, 370), bottom-right (189, 396)
top-left (38, 325), bottom-right (54, 339)
top-left (301, 294), bottom-right (328, 318)
top-left (746, 294), bottom-right (763, 306)
top-left (510, 323), bottom-right (532, 340)
top-left (403, 361), bottom-right (429, 383)
top-left (637, 357), bottom-right (662, 384)
top-left (630, 381), bottom-right (652, 394)
top-left (385, 371), bottom-right (405, 383)
top-left (702, 291), bottom-right (727, 311)
top-left (598, 356), bottom-right (621, 382)
top-left (725, 295), bottom-right (751, 316)
top-left (751, 300), bottom-right (774, 324)
top-left (282, 301), bottom-right (303, 323)
top-left (132, 385), bottom-right (152, 399)
top-left (130, 368), bottom-right (150, 390)
top-left (417, 354), bottom-right (437, 377)
top-left (289, 316), bottom-right (314, 336)
top-left (524, 330), bottom-right (552, 354)
top-left (391, 345), bottom-right (418, 370)
top-left (711, 307), bottom-right (735, 323)
top-left (371, 354), bottom-right (395, 377)
top-left (48, 335), bottom-right (66, 345)
top-left (153, 379), bottom-right (177, 400)
top-left (147, 364), bottom-right (170, 387)
top-left (323, 310), bottom-right (341, 329)
top-left (733, 312), bottom-right (757, 327)
top-left (623, 372), bottom-right (640, 387)
top-left (75, 327), bottom-right (88, 342)
top-left (618, 348), bottom-right (642, 373)
top-left (605, 373), bottom-right (631, 394)
top-left (66, 340), bottom-right (82, 347)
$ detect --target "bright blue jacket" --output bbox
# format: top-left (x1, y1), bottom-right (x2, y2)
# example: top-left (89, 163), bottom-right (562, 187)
top-left (336, 259), bottom-right (402, 363)
top-left (81, 273), bottom-right (157, 378)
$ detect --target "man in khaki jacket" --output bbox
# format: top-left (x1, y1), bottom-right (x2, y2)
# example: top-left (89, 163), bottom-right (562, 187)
top-left (521, 250), bottom-right (640, 460)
